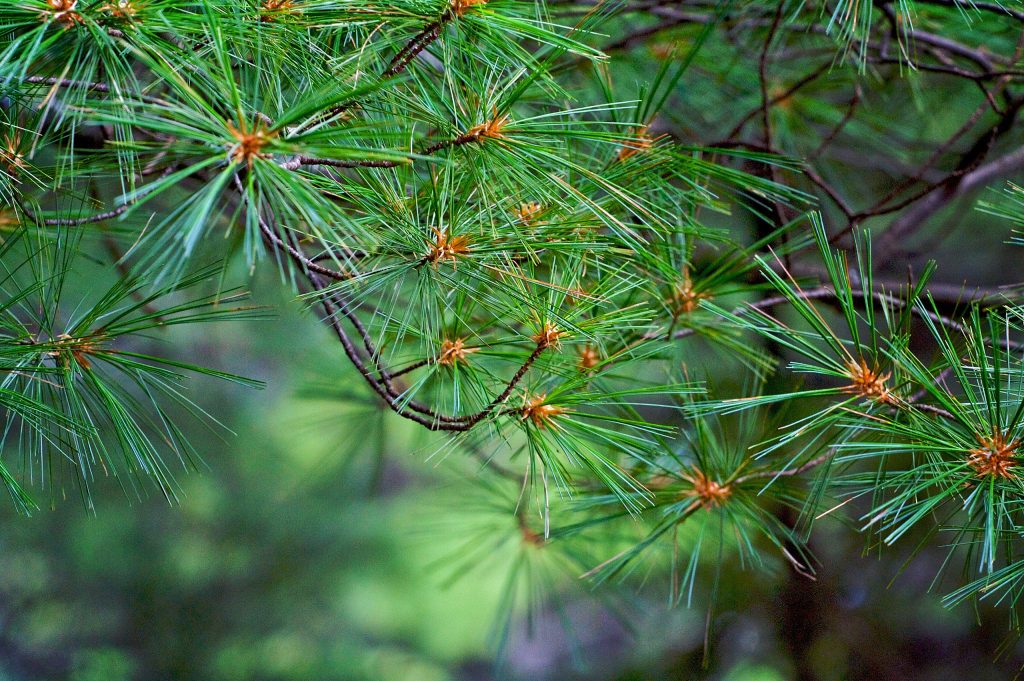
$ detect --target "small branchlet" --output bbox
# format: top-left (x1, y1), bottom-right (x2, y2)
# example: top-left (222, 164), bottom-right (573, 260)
top-left (681, 467), bottom-right (732, 511)
top-left (968, 430), bottom-right (1019, 479)
top-left (420, 111), bottom-right (510, 154)
top-left (521, 394), bottom-right (566, 428)
top-left (437, 337), bottom-right (477, 366)
top-left (227, 118), bottom-right (275, 167)
top-left (425, 227), bottom-right (471, 266)
top-left (843, 358), bottom-right (894, 403)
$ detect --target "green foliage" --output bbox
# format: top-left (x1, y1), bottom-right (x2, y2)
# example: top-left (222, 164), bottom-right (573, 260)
top-left (0, 229), bottom-right (265, 511)
top-left (5, 0), bottom-right (1024, 669)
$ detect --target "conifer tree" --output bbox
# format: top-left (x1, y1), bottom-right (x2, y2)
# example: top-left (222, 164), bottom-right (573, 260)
top-left (5, 0), bottom-right (1024, 664)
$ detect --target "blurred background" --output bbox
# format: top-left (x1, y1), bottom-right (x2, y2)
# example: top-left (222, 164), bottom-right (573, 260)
top-left (6, 3), bottom-right (1024, 680)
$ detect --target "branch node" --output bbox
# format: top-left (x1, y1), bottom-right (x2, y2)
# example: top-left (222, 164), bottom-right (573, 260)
top-left (521, 394), bottom-right (566, 428)
top-left (531, 322), bottom-right (564, 350)
top-left (968, 429), bottom-right (1019, 479)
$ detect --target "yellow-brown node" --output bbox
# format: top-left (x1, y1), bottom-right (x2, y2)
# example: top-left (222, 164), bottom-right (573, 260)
top-left (451, 0), bottom-right (486, 17)
top-left (650, 43), bottom-right (675, 60)
top-left (521, 394), bottom-right (566, 429)
top-left (513, 201), bottom-right (542, 225)
top-left (531, 322), bottom-right (564, 350)
top-left (425, 227), bottom-right (471, 266)
top-left (616, 125), bottom-right (654, 162)
top-left (670, 277), bottom-right (710, 316)
top-left (577, 345), bottom-right (600, 371)
top-left (101, 0), bottom-right (138, 19)
top-left (843, 357), bottom-right (893, 403)
top-left (227, 118), bottom-right (275, 167)
top-left (49, 334), bottom-right (103, 371)
top-left (260, 0), bottom-right (297, 21)
top-left (968, 430), bottom-right (1019, 479)
top-left (768, 84), bottom-right (794, 112)
top-left (43, 0), bottom-right (83, 26)
top-left (465, 112), bottom-right (509, 142)
top-left (564, 288), bottom-right (589, 307)
top-left (681, 467), bottom-right (731, 510)
top-left (437, 337), bottom-right (477, 366)
top-left (0, 209), bottom-right (21, 235)
top-left (516, 514), bottom-right (544, 546)
top-left (569, 224), bottom-right (600, 242)
top-left (1, 135), bottom-right (26, 177)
